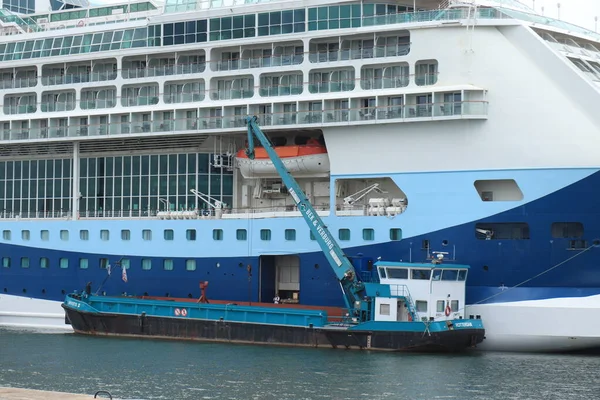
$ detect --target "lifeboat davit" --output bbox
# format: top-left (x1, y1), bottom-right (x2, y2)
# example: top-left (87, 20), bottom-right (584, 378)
top-left (236, 139), bottom-right (330, 179)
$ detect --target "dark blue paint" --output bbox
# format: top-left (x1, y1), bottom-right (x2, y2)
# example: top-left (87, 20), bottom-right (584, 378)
top-left (2, 170), bottom-right (600, 307)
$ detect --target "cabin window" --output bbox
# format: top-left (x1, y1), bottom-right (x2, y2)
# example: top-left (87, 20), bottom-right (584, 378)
top-left (436, 300), bottom-right (445, 312)
top-left (121, 259), bottom-right (130, 270)
top-left (186, 229), bottom-right (196, 241)
top-left (451, 300), bottom-right (459, 312)
top-left (186, 259), bottom-right (196, 271)
top-left (309, 231), bottom-right (316, 240)
top-left (142, 259), bottom-right (152, 270)
top-left (40, 257), bottom-right (49, 269)
top-left (165, 229), bottom-right (175, 240)
top-left (475, 223), bottom-right (530, 240)
top-left (41, 230), bottom-right (49, 241)
top-left (260, 229), bottom-right (271, 241)
top-left (164, 259), bottom-right (174, 271)
top-left (2, 257), bottom-right (9, 268)
top-left (411, 269), bottom-right (431, 280)
top-left (339, 228), bottom-right (351, 241)
top-left (378, 267), bottom-right (386, 278)
top-left (285, 229), bottom-right (296, 241)
top-left (432, 269), bottom-right (441, 280)
top-left (363, 228), bottom-right (374, 241)
top-left (236, 229), bottom-right (247, 241)
top-left (79, 258), bottom-right (88, 269)
top-left (389, 228), bottom-right (402, 241)
top-left (99, 258), bottom-right (109, 269)
top-left (551, 222), bottom-right (584, 238)
top-left (2, 230), bottom-right (10, 240)
top-left (142, 229), bottom-right (152, 241)
top-left (213, 229), bottom-right (223, 241)
top-left (416, 301), bottom-right (427, 312)
top-left (100, 229), bottom-right (110, 241)
top-left (80, 230), bottom-right (89, 240)
top-left (59, 258), bottom-right (68, 269)
top-left (20, 257), bottom-right (29, 268)
top-left (121, 230), bottom-right (131, 240)
top-left (60, 230), bottom-right (69, 241)
top-left (379, 303), bottom-right (390, 315)
top-left (441, 269), bottom-right (458, 281)
top-left (458, 270), bottom-right (467, 281)
top-left (387, 268), bottom-right (408, 279)
top-left (21, 230), bottom-right (30, 240)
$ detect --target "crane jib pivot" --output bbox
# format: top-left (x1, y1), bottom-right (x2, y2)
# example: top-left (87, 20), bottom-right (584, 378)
top-left (245, 116), bottom-right (368, 315)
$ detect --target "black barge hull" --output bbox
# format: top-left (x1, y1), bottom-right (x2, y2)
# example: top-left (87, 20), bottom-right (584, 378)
top-left (63, 306), bottom-right (484, 352)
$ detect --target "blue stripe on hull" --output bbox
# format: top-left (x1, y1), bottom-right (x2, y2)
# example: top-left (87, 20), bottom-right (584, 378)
top-left (2, 168), bottom-right (600, 307)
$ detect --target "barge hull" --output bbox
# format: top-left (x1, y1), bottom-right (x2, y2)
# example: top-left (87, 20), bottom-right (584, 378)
top-left (63, 306), bottom-right (484, 352)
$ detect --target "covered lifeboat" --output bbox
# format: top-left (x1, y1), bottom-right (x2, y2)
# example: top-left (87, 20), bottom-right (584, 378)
top-left (236, 138), bottom-right (330, 179)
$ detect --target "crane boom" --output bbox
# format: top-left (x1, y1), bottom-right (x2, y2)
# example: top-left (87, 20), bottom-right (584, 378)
top-left (245, 116), bottom-right (367, 314)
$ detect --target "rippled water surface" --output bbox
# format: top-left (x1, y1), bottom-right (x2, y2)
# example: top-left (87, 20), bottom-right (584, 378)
top-left (1, 327), bottom-right (599, 400)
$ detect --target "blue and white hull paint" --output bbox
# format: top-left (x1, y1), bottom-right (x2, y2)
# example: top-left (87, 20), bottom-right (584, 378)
top-left (2, 167), bottom-right (600, 351)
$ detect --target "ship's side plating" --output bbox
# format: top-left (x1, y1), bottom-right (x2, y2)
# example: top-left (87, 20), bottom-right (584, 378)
top-left (1, 3), bottom-right (600, 351)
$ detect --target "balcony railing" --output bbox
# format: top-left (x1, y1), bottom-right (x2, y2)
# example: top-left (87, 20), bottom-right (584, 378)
top-left (309, 45), bottom-right (410, 63)
top-left (41, 71), bottom-right (117, 86)
top-left (80, 99), bottom-right (117, 110)
top-left (0, 101), bottom-right (487, 142)
top-left (3, 104), bottom-right (36, 114)
top-left (122, 63), bottom-right (206, 79)
top-left (0, 77), bottom-right (37, 89)
top-left (40, 102), bottom-right (76, 112)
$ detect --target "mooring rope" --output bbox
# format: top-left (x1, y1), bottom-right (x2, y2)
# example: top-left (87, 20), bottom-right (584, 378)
top-left (472, 244), bottom-right (596, 305)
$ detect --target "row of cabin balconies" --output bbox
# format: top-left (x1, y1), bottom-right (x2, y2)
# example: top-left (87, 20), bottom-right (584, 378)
top-left (1, 72), bottom-right (438, 115)
top-left (0, 42), bottom-right (414, 91)
top-left (0, 94), bottom-right (488, 141)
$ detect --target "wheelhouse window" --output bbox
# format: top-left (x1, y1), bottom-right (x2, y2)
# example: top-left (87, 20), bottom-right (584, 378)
top-left (411, 269), bottom-right (431, 280)
top-left (386, 268), bottom-right (408, 279)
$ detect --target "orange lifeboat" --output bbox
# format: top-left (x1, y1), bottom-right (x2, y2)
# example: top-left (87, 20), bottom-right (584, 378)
top-left (236, 139), bottom-right (330, 179)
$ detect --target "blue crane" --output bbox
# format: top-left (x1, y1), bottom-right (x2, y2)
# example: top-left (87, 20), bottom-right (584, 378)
top-left (245, 116), bottom-right (370, 320)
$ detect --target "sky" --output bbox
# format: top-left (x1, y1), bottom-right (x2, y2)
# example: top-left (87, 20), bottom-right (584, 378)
top-left (531, 0), bottom-right (600, 31)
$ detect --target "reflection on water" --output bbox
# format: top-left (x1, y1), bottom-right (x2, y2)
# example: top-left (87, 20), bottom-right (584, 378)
top-left (0, 328), bottom-right (599, 400)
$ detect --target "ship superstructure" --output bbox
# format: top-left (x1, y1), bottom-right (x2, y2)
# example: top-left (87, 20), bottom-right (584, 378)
top-left (1, 0), bottom-right (600, 351)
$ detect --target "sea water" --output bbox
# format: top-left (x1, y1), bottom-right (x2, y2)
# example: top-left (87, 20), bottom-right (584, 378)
top-left (1, 327), bottom-right (599, 400)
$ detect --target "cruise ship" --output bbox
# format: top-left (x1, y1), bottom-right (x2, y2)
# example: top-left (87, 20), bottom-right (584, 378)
top-left (1, 0), bottom-right (600, 352)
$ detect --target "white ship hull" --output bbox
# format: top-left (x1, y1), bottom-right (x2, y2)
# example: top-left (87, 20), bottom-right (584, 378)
top-left (0, 294), bottom-right (71, 330)
top-left (467, 296), bottom-right (600, 352)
